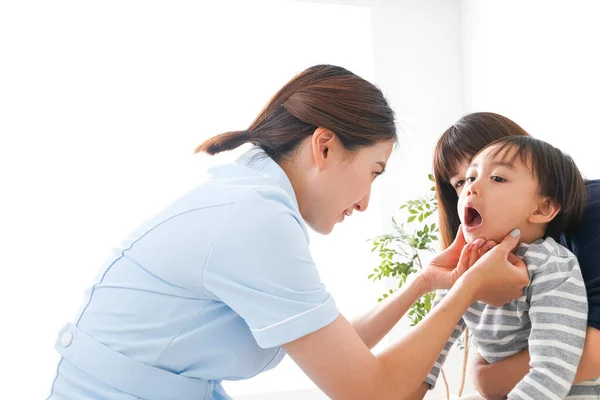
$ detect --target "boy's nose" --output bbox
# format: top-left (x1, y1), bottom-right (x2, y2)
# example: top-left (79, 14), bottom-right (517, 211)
top-left (467, 181), bottom-right (481, 197)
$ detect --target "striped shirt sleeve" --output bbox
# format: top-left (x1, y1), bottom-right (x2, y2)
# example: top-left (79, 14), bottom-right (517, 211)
top-left (508, 253), bottom-right (588, 400)
top-left (424, 290), bottom-right (467, 389)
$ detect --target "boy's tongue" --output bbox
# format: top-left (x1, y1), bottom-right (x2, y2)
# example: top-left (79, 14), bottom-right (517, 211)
top-left (466, 207), bottom-right (483, 227)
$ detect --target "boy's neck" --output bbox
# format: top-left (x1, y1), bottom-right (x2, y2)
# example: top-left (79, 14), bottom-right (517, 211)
top-left (518, 224), bottom-right (547, 246)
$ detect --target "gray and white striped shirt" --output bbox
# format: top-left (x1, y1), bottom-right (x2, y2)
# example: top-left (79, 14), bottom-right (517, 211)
top-left (425, 237), bottom-right (600, 399)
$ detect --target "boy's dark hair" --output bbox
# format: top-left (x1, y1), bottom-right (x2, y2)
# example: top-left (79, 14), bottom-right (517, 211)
top-left (433, 112), bottom-right (529, 249)
top-left (480, 136), bottom-right (586, 239)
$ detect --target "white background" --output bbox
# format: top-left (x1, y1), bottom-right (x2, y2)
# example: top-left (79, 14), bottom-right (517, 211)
top-left (1, 1), bottom-right (599, 399)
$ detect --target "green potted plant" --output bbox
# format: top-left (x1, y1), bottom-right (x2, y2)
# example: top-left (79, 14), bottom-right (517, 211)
top-left (369, 174), bottom-right (471, 399)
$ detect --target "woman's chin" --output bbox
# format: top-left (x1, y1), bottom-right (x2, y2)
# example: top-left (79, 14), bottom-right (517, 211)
top-left (307, 220), bottom-right (335, 235)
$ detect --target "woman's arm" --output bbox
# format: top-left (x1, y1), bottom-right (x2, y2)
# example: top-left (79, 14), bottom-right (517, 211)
top-left (472, 327), bottom-right (600, 399)
top-left (284, 275), bottom-right (480, 400)
top-left (352, 230), bottom-right (494, 350)
top-left (350, 272), bottom-right (432, 350)
top-left (576, 327), bottom-right (600, 382)
top-left (284, 231), bottom-right (528, 400)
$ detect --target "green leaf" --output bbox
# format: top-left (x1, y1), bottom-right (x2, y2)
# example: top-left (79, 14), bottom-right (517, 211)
top-left (407, 215), bottom-right (416, 222)
top-left (409, 208), bottom-right (418, 214)
top-left (418, 214), bottom-right (423, 222)
top-left (428, 174), bottom-right (434, 182)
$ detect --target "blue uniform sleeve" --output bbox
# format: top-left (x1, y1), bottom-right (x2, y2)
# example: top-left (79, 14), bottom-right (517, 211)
top-left (203, 188), bottom-right (339, 348)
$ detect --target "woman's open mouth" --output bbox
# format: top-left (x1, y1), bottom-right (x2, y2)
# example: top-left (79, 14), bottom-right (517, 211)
top-left (464, 205), bottom-right (483, 228)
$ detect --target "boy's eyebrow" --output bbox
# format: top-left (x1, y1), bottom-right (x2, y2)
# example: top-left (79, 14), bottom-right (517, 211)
top-left (376, 161), bottom-right (387, 173)
top-left (469, 161), bottom-right (515, 170)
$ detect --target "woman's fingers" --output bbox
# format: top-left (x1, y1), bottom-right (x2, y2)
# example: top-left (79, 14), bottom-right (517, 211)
top-left (450, 225), bottom-right (467, 252)
top-left (457, 242), bottom-right (474, 275)
top-left (469, 239), bottom-right (485, 267)
top-left (479, 240), bottom-right (496, 257)
top-left (462, 229), bottom-right (529, 306)
top-left (507, 252), bottom-right (527, 269)
top-left (496, 228), bottom-right (521, 254)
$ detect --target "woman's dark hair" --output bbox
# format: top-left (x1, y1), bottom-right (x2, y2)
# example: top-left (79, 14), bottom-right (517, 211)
top-left (195, 64), bottom-right (397, 162)
top-left (433, 112), bottom-right (529, 249)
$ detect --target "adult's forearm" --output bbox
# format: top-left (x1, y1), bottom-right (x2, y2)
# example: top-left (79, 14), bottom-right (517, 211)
top-left (374, 277), bottom-right (479, 397)
top-left (351, 275), bottom-right (429, 349)
top-left (574, 327), bottom-right (600, 383)
top-left (473, 326), bottom-right (600, 399)
top-left (472, 350), bottom-right (529, 399)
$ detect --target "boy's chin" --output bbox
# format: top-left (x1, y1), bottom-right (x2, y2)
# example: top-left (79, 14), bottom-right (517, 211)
top-left (463, 226), bottom-right (505, 244)
top-left (464, 232), bottom-right (478, 244)
top-left (462, 226), bottom-right (479, 243)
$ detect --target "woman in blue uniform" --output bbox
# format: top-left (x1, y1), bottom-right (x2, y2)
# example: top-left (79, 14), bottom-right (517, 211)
top-left (47, 65), bottom-right (529, 400)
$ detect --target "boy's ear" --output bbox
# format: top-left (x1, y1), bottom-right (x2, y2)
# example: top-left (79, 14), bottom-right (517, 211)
top-left (529, 198), bottom-right (561, 224)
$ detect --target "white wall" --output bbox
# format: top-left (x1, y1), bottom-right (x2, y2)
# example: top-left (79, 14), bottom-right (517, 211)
top-left (5, 1), bottom-right (598, 399)
top-left (0, 1), bottom-right (381, 399)
top-left (0, 0), bottom-right (472, 399)
top-left (369, 1), bottom-right (474, 398)
top-left (461, 0), bottom-right (600, 179)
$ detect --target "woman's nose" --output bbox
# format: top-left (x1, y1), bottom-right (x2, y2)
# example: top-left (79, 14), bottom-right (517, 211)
top-left (354, 189), bottom-right (371, 212)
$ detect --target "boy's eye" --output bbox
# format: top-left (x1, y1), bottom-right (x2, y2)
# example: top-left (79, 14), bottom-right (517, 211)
top-left (491, 176), bottom-right (506, 183)
top-left (466, 177), bottom-right (476, 183)
top-left (373, 171), bottom-right (382, 178)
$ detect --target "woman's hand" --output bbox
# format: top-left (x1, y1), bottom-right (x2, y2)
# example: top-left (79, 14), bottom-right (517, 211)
top-left (421, 227), bottom-right (496, 292)
top-left (459, 229), bottom-right (529, 307)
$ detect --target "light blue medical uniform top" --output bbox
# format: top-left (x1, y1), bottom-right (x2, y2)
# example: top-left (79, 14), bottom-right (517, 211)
top-left (48, 147), bottom-right (339, 400)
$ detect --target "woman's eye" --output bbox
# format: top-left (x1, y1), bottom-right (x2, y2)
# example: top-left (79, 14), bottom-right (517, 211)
top-left (454, 180), bottom-right (465, 189)
top-left (373, 171), bottom-right (382, 178)
top-left (491, 176), bottom-right (506, 183)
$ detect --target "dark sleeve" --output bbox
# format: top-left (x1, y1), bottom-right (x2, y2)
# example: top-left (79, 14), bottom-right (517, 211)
top-left (561, 179), bottom-right (600, 330)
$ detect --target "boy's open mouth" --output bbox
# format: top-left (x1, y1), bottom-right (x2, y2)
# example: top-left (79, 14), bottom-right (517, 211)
top-left (464, 205), bottom-right (483, 228)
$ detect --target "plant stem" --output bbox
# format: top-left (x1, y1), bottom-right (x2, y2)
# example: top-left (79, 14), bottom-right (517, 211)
top-left (458, 327), bottom-right (470, 397)
top-left (416, 252), bottom-right (424, 272)
top-left (441, 368), bottom-right (450, 400)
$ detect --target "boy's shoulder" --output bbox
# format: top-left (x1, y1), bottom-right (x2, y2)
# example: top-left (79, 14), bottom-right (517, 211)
top-left (523, 236), bottom-right (574, 258)
top-left (519, 236), bottom-right (579, 274)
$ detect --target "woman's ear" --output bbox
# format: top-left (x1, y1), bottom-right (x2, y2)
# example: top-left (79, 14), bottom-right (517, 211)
top-left (529, 198), bottom-right (561, 224)
top-left (311, 127), bottom-right (337, 170)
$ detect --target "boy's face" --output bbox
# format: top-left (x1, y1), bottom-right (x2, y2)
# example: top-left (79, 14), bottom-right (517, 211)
top-left (457, 145), bottom-right (542, 244)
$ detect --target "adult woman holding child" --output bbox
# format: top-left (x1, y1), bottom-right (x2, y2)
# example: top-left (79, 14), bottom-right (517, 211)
top-left (432, 112), bottom-right (600, 399)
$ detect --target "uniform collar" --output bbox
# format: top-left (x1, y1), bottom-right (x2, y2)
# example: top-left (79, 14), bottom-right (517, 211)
top-left (236, 146), bottom-right (300, 210)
